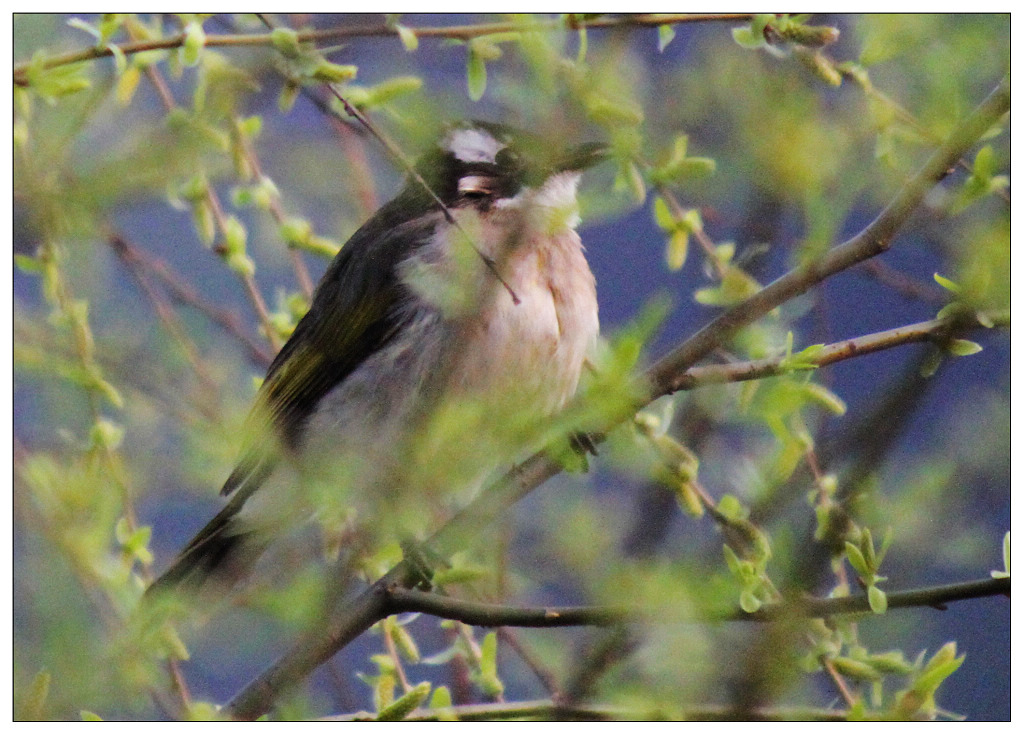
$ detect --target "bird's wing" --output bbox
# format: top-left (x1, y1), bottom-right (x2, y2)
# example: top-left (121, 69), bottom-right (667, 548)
top-left (221, 203), bottom-right (442, 500)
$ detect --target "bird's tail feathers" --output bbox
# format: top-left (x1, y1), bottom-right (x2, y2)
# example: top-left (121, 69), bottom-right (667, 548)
top-left (144, 504), bottom-right (265, 602)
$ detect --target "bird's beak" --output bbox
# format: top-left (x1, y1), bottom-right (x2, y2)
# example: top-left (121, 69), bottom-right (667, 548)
top-left (555, 142), bottom-right (610, 173)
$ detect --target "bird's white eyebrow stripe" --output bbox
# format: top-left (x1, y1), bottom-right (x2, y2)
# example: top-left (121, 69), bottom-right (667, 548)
top-left (445, 128), bottom-right (505, 164)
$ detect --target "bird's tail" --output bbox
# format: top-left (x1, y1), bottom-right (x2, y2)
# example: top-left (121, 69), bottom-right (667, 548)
top-left (144, 501), bottom-right (266, 601)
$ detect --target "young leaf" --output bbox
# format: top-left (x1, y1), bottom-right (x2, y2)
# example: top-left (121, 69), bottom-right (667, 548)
top-left (658, 24), bottom-right (676, 52)
top-left (466, 48), bottom-right (486, 101)
top-left (181, 22), bottom-right (206, 66)
top-left (396, 25), bottom-right (419, 52)
top-left (933, 272), bottom-right (962, 293)
top-left (666, 229), bottom-right (690, 271)
top-left (376, 682), bottom-right (431, 721)
top-left (947, 339), bottom-right (983, 356)
top-left (867, 584), bottom-right (888, 614)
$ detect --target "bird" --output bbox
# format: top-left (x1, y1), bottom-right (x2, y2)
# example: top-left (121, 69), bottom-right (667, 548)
top-left (146, 121), bottom-right (605, 599)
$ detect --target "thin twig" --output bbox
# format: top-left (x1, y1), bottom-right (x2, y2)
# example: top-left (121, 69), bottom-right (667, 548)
top-left (105, 234), bottom-right (273, 367)
top-left (233, 119), bottom-right (316, 300)
top-left (107, 232), bottom-right (220, 407)
top-left (668, 310), bottom-right (1007, 392)
top-left (128, 35), bottom-right (282, 351)
top-left (14, 14), bottom-right (753, 84)
top-left (859, 260), bottom-right (944, 305)
top-left (653, 183), bottom-right (727, 280)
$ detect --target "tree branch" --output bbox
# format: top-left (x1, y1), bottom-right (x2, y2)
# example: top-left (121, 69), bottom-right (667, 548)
top-left (674, 310), bottom-right (1007, 391)
top-left (324, 698), bottom-right (848, 722)
top-left (14, 14), bottom-right (752, 84)
top-left (378, 576), bottom-right (1009, 629)
top-left (223, 75), bottom-right (1009, 720)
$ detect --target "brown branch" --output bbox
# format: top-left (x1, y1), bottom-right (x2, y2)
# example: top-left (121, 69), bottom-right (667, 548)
top-left (14, 14), bottom-right (752, 84)
top-left (105, 234), bottom-right (273, 367)
top-left (122, 22), bottom-right (282, 351)
top-left (671, 310), bottom-right (1007, 391)
top-left (222, 75), bottom-right (1009, 720)
top-left (835, 59), bottom-right (1010, 206)
top-left (383, 576), bottom-right (1008, 627)
top-left (325, 698), bottom-right (848, 722)
top-left (646, 75), bottom-right (1009, 398)
top-left (859, 260), bottom-right (945, 305)
top-left (107, 232), bottom-right (220, 404)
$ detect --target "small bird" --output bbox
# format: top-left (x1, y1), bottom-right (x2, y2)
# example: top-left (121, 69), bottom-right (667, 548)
top-left (148, 121), bottom-right (605, 598)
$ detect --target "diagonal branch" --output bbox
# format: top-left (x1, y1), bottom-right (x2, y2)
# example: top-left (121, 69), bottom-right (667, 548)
top-left (223, 76), bottom-right (1009, 720)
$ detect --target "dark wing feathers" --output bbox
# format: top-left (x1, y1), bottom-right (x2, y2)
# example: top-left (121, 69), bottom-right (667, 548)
top-left (148, 190), bottom-right (442, 595)
top-left (220, 198), bottom-right (441, 499)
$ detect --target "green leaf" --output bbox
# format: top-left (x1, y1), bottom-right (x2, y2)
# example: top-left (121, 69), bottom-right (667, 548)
top-left (782, 23), bottom-right (840, 48)
top-left (18, 669), bottom-right (50, 720)
top-left (108, 44), bottom-right (128, 75)
top-left (869, 650), bottom-right (914, 675)
top-left (831, 656), bottom-right (881, 681)
top-left (312, 62), bottom-right (358, 83)
top-left (372, 672), bottom-right (397, 712)
top-left (681, 208), bottom-right (703, 232)
top-left (222, 216), bottom-right (247, 255)
top-left (845, 541), bottom-right (870, 576)
top-left (658, 24), bottom-right (676, 52)
top-left (913, 643), bottom-right (964, 695)
top-left (466, 48), bottom-right (486, 101)
top-left (716, 494), bottom-right (745, 521)
top-left (270, 27), bottom-right (302, 58)
top-left (576, 23), bottom-right (588, 63)
top-left (395, 25), bottom-right (419, 52)
top-left (115, 65), bottom-right (141, 105)
top-left (694, 286), bottom-right (726, 306)
top-left (67, 17), bottom-right (101, 40)
top-left (651, 197), bottom-right (676, 231)
top-left (739, 588), bottom-right (761, 613)
top-left (89, 418), bottom-right (124, 451)
top-left (732, 26), bottom-right (763, 49)
top-left (933, 272), bottom-right (962, 293)
top-left (739, 15), bottom-right (773, 47)
top-left (947, 339), bottom-right (983, 357)
top-left (376, 682), bottom-right (431, 721)
top-left (665, 229), bottom-right (689, 271)
top-left (227, 252), bottom-right (255, 277)
top-left (919, 348), bottom-right (943, 378)
top-left (181, 22), bottom-right (206, 67)
top-left (722, 544), bottom-right (742, 575)
top-left (972, 145), bottom-right (996, 180)
top-left (867, 585), bottom-right (888, 614)
top-left (802, 382), bottom-right (847, 415)
top-left (280, 218), bottom-right (312, 247)
top-left (479, 631), bottom-right (499, 678)
top-left (429, 686), bottom-right (452, 709)
top-left (800, 50), bottom-right (843, 86)
top-left (14, 254), bottom-right (42, 274)
top-left (586, 95), bottom-right (644, 127)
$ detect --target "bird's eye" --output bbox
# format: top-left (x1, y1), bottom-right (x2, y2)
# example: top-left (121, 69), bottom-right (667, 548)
top-left (457, 174), bottom-right (495, 199)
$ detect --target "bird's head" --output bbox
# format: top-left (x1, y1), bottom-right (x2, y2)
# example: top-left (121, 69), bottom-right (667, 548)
top-left (410, 121), bottom-right (608, 227)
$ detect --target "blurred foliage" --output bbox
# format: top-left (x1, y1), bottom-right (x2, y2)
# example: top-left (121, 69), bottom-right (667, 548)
top-left (13, 13), bottom-right (1008, 721)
